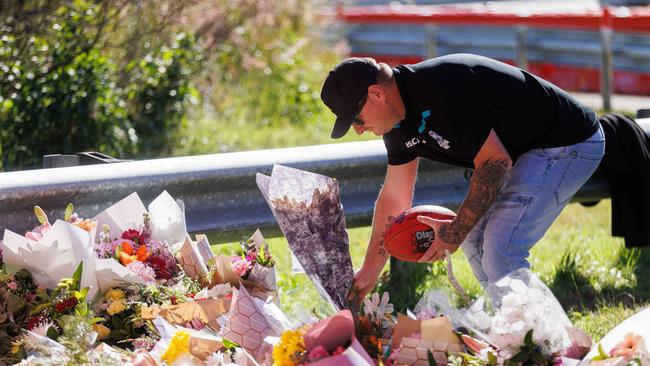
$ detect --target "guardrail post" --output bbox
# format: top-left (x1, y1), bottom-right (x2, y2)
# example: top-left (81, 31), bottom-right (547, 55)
top-left (600, 5), bottom-right (613, 111)
top-left (516, 25), bottom-right (528, 70)
top-left (386, 257), bottom-right (431, 312)
top-left (425, 24), bottom-right (437, 59)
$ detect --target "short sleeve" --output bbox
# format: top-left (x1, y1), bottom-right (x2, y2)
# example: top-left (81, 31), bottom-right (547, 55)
top-left (383, 130), bottom-right (416, 165)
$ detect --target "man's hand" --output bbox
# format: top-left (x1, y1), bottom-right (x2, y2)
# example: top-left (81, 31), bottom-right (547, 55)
top-left (348, 263), bottom-right (383, 304)
top-left (416, 216), bottom-right (459, 263)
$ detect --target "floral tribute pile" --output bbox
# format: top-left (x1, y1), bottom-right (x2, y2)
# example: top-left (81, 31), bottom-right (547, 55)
top-left (0, 167), bottom-right (648, 366)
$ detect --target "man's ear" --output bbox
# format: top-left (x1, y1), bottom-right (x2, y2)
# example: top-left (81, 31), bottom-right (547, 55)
top-left (367, 84), bottom-right (385, 102)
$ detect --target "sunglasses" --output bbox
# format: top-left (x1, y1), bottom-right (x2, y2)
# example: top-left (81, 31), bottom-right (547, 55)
top-left (351, 95), bottom-right (368, 126)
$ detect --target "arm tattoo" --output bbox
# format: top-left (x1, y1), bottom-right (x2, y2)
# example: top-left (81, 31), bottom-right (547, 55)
top-left (440, 158), bottom-right (509, 246)
top-left (377, 239), bottom-right (387, 257)
top-left (377, 215), bottom-right (395, 257)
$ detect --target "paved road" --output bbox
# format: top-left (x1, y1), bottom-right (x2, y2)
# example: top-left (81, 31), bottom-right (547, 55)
top-left (572, 92), bottom-right (650, 115)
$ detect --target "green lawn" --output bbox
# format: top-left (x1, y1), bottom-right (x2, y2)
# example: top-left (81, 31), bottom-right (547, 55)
top-left (212, 199), bottom-right (649, 340)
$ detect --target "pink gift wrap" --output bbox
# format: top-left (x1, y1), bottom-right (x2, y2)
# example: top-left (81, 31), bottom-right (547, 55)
top-left (303, 309), bottom-right (374, 366)
top-left (396, 337), bottom-right (464, 366)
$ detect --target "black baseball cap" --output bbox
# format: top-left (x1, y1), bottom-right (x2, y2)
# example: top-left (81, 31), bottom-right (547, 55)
top-left (321, 58), bottom-right (379, 139)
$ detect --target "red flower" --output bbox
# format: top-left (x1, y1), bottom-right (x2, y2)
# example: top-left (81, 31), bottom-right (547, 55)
top-left (187, 293), bottom-right (195, 299)
top-left (55, 297), bottom-right (78, 313)
top-left (121, 229), bottom-right (147, 245)
top-left (146, 255), bottom-right (174, 280)
top-left (27, 315), bottom-right (47, 330)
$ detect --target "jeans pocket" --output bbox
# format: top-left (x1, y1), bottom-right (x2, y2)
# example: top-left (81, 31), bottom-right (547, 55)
top-left (537, 146), bottom-right (569, 159)
top-left (493, 193), bottom-right (533, 210)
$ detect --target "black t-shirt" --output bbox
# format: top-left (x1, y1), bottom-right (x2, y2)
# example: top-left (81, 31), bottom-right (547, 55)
top-left (384, 54), bottom-right (599, 167)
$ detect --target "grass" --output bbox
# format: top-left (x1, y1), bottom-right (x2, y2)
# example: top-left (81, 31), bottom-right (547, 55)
top-left (210, 199), bottom-right (650, 340)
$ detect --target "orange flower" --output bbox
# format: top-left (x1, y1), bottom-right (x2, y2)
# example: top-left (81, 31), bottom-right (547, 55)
top-left (118, 241), bottom-right (151, 266)
top-left (74, 219), bottom-right (96, 232)
top-left (610, 333), bottom-right (645, 360)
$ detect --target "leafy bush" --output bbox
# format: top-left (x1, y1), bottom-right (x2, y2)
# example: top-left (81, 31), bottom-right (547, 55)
top-left (0, 1), bottom-right (201, 171)
top-left (126, 33), bottom-right (201, 157)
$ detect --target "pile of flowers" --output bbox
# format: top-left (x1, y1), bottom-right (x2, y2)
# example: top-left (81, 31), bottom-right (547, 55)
top-left (2, 185), bottom-right (649, 366)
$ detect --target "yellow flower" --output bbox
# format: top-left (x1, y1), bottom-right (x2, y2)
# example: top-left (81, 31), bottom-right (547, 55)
top-left (92, 323), bottom-right (111, 340)
top-left (273, 329), bottom-right (306, 366)
top-left (161, 330), bottom-right (190, 364)
top-left (107, 299), bottom-right (127, 316)
top-left (105, 288), bottom-right (125, 301)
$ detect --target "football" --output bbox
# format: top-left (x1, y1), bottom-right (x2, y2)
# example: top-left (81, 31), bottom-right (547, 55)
top-left (383, 205), bottom-right (457, 262)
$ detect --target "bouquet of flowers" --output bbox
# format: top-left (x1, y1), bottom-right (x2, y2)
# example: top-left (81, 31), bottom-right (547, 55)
top-left (94, 215), bottom-right (179, 285)
top-left (231, 229), bottom-right (277, 292)
top-left (0, 265), bottom-right (41, 362)
top-left (209, 230), bottom-right (278, 300)
top-left (257, 165), bottom-right (354, 311)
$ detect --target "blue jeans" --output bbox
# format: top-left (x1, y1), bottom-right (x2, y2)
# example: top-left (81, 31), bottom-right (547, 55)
top-left (462, 124), bottom-right (605, 287)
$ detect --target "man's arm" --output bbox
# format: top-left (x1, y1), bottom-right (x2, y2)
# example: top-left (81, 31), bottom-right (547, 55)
top-left (418, 129), bottom-right (512, 262)
top-left (440, 129), bottom-right (512, 245)
top-left (350, 157), bottom-right (419, 300)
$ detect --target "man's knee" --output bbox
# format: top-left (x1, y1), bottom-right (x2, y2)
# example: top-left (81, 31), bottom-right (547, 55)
top-left (481, 245), bottom-right (530, 284)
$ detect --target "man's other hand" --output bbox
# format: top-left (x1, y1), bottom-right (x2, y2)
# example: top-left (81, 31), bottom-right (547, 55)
top-left (348, 264), bottom-right (383, 304)
top-left (416, 215), bottom-right (459, 263)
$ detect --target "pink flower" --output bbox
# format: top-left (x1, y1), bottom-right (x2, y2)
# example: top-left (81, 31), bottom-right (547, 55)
top-left (126, 261), bottom-right (156, 284)
top-left (25, 222), bottom-right (52, 241)
top-left (231, 257), bottom-right (251, 277)
top-left (189, 318), bottom-right (205, 330)
top-left (308, 345), bottom-right (331, 361)
top-left (610, 333), bottom-right (646, 360)
top-left (25, 292), bottom-right (36, 302)
top-left (333, 346), bottom-right (346, 356)
top-left (7, 281), bottom-right (18, 291)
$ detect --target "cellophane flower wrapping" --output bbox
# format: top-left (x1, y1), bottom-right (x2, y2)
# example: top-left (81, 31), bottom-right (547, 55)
top-left (256, 165), bottom-right (353, 311)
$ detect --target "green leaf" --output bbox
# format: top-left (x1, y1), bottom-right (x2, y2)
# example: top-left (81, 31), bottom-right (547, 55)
top-left (46, 326), bottom-right (59, 340)
top-left (427, 350), bottom-right (438, 366)
top-left (29, 302), bottom-right (52, 316)
top-left (71, 262), bottom-right (83, 288)
top-left (34, 206), bottom-right (49, 225)
top-left (509, 350), bottom-right (530, 364)
top-left (524, 329), bottom-right (534, 347)
top-left (487, 350), bottom-right (498, 366)
top-left (222, 338), bottom-right (240, 350)
top-left (64, 203), bottom-right (74, 221)
top-left (591, 343), bottom-right (609, 361)
top-left (111, 315), bottom-right (123, 329)
top-left (531, 352), bottom-right (547, 365)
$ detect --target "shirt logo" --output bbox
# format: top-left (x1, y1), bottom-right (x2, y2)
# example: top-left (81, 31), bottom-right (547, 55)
top-left (428, 130), bottom-right (451, 150)
top-left (418, 110), bottom-right (430, 134)
top-left (405, 138), bottom-right (419, 148)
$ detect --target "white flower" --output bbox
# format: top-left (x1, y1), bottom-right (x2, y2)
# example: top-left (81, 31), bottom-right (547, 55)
top-left (205, 351), bottom-right (229, 365)
top-left (232, 348), bottom-right (249, 365)
top-left (363, 292), bottom-right (394, 321)
top-left (31, 320), bottom-right (57, 337)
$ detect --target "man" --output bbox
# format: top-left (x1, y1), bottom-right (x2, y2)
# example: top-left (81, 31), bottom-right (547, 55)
top-left (320, 54), bottom-right (605, 300)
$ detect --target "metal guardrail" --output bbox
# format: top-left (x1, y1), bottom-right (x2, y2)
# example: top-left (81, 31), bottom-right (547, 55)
top-left (0, 134), bottom-right (621, 243)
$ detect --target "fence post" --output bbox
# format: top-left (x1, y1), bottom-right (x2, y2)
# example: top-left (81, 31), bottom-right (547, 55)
top-left (425, 24), bottom-right (437, 59)
top-left (600, 5), bottom-right (613, 111)
top-left (516, 25), bottom-right (528, 70)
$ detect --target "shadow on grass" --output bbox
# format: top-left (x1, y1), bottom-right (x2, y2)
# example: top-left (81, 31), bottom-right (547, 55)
top-left (550, 246), bottom-right (650, 312)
